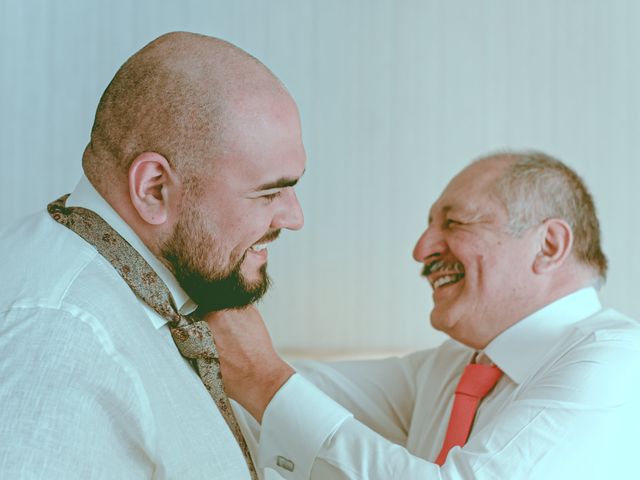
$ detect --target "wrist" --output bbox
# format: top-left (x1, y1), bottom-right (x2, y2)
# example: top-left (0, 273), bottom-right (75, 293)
top-left (248, 363), bottom-right (295, 423)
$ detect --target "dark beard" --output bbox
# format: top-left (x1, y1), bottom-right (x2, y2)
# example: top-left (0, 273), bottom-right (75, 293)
top-left (164, 250), bottom-right (271, 313)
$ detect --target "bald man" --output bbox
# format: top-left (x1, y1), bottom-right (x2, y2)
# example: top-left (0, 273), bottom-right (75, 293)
top-left (208, 152), bottom-right (640, 479)
top-left (0, 32), bottom-right (304, 479)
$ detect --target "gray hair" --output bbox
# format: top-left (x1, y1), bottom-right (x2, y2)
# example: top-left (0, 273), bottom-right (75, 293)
top-left (486, 150), bottom-right (607, 280)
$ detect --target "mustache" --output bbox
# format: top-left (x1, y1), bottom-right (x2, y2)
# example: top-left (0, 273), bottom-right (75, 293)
top-left (255, 230), bottom-right (281, 245)
top-left (421, 259), bottom-right (464, 277)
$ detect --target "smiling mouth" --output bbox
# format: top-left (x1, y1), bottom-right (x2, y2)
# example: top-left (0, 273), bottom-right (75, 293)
top-left (432, 273), bottom-right (465, 289)
top-left (423, 259), bottom-right (465, 290)
top-left (248, 230), bottom-right (281, 254)
top-left (249, 243), bottom-right (268, 252)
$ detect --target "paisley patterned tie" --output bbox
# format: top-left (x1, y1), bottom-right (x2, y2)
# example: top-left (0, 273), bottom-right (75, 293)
top-left (48, 195), bottom-right (258, 480)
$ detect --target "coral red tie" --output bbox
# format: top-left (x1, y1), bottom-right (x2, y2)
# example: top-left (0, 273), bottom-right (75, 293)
top-left (435, 363), bottom-right (503, 465)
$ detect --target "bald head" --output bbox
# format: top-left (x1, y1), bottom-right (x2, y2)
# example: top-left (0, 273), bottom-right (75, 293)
top-left (83, 32), bottom-right (289, 193)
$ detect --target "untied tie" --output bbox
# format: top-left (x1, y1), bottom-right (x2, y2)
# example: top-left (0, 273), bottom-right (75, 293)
top-left (47, 195), bottom-right (258, 479)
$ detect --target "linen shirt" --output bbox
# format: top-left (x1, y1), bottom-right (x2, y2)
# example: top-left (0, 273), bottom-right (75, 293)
top-left (0, 177), bottom-right (252, 479)
top-left (256, 288), bottom-right (640, 479)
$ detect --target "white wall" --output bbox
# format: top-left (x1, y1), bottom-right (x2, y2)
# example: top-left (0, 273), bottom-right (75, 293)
top-left (2, 0), bottom-right (639, 355)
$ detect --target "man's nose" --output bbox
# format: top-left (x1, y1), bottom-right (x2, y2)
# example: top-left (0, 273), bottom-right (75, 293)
top-left (272, 188), bottom-right (304, 231)
top-left (412, 225), bottom-right (446, 262)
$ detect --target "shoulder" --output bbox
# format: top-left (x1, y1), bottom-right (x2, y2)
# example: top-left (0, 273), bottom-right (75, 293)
top-left (575, 307), bottom-right (640, 345)
top-left (0, 210), bottom-right (97, 305)
top-left (523, 308), bottom-right (640, 406)
top-left (564, 308), bottom-right (640, 368)
top-left (0, 209), bottom-right (140, 320)
top-left (0, 210), bottom-right (148, 395)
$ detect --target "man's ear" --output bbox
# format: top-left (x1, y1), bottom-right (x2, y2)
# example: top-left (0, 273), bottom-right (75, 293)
top-left (128, 152), bottom-right (178, 226)
top-left (532, 218), bottom-right (574, 274)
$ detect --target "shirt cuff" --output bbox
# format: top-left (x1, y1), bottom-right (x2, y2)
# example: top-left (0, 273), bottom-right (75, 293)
top-left (258, 373), bottom-right (353, 479)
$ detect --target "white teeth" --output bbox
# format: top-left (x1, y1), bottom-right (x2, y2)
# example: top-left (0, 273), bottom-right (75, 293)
top-left (433, 275), bottom-right (460, 289)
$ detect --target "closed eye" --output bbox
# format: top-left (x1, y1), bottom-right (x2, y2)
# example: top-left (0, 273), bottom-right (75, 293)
top-left (262, 190), bottom-right (283, 203)
top-left (445, 218), bottom-right (461, 228)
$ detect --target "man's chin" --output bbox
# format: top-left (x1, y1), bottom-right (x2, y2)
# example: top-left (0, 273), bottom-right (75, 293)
top-left (239, 276), bottom-right (268, 293)
top-left (178, 265), bottom-right (271, 314)
top-left (430, 304), bottom-right (456, 333)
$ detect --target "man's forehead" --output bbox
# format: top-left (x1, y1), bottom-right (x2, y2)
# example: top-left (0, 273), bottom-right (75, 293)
top-left (427, 166), bottom-right (504, 220)
top-left (221, 108), bottom-right (306, 187)
top-left (213, 129), bottom-right (306, 187)
top-left (428, 200), bottom-right (460, 222)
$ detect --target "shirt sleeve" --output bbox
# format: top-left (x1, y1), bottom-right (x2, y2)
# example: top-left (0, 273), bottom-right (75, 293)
top-left (293, 356), bottom-right (418, 444)
top-left (258, 372), bottom-right (442, 480)
top-left (258, 375), bottom-right (353, 479)
top-left (258, 352), bottom-right (427, 479)
top-left (259, 332), bottom-right (640, 479)
top-left (0, 306), bottom-right (155, 479)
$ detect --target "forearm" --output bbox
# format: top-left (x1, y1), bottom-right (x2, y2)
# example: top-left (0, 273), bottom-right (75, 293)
top-left (258, 371), bottom-right (640, 480)
top-left (257, 374), bottom-right (441, 479)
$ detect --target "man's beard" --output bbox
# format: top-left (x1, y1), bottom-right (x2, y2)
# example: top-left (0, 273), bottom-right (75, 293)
top-left (160, 207), bottom-right (272, 314)
top-left (170, 253), bottom-right (270, 313)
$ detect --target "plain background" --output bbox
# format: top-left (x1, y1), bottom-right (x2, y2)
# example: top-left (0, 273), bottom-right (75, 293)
top-left (2, 0), bottom-right (638, 357)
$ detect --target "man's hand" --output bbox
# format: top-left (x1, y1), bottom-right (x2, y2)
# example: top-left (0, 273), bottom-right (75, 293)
top-left (204, 306), bottom-right (295, 423)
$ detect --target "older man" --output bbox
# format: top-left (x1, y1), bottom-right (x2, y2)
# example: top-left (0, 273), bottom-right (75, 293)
top-left (0, 32), bottom-right (304, 478)
top-left (209, 152), bottom-right (640, 479)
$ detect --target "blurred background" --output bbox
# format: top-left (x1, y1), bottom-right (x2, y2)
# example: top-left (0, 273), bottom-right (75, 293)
top-left (2, 0), bottom-right (638, 358)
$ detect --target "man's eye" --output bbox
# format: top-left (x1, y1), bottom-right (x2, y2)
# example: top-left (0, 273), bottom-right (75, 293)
top-left (263, 191), bottom-right (282, 203)
top-left (445, 218), bottom-right (461, 227)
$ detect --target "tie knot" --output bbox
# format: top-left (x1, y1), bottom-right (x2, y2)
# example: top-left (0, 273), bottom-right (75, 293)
top-left (170, 321), bottom-right (219, 360)
top-left (456, 363), bottom-right (503, 398)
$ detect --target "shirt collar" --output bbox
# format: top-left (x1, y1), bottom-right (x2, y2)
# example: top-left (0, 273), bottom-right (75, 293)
top-left (66, 176), bottom-right (198, 328)
top-left (483, 287), bottom-right (602, 384)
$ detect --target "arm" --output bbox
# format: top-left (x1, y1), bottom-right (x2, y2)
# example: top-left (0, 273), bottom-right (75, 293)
top-left (208, 308), bottom-right (640, 479)
top-left (207, 307), bottom-right (432, 478)
top-left (292, 356), bottom-right (417, 446)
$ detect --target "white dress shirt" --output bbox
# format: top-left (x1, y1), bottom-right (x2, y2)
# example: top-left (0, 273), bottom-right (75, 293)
top-left (256, 288), bottom-right (640, 479)
top-left (0, 177), bottom-right (252, 479)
